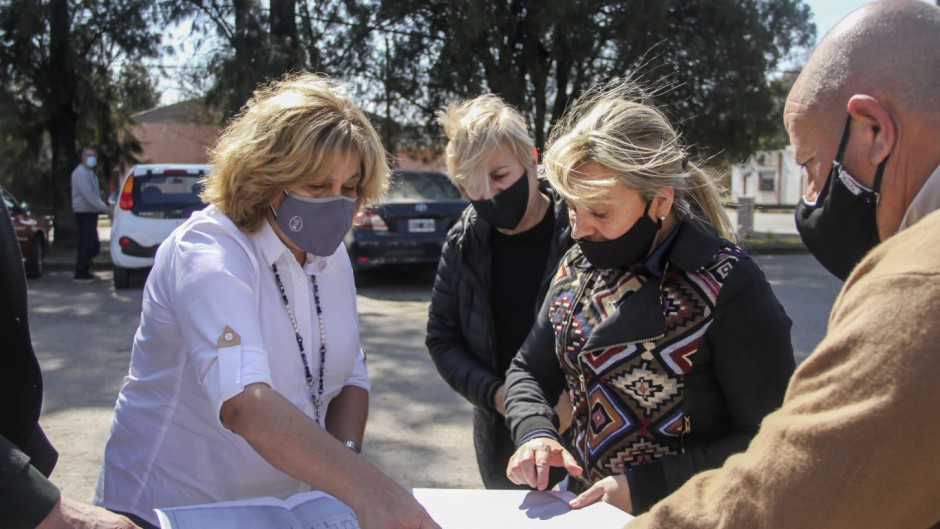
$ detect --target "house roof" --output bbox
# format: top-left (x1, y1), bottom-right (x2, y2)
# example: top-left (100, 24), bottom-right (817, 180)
top-left (133, 98), bottom-right (221, 125)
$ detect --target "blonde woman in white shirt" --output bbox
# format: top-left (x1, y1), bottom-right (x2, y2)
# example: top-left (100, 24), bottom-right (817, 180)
top-left (95, 73), bottom-right (439, 529)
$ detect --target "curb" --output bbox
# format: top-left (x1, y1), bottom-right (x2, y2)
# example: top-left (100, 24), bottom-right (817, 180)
top-left (43, 243), bottom-right (114, 272)
top-left (742, 242), bottom-right (809, 256)
top-left (41, 236), bottom-right (808, 274)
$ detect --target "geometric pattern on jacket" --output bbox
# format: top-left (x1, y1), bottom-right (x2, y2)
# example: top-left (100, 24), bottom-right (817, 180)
top-left (548, 241), bottom-right (745, 485)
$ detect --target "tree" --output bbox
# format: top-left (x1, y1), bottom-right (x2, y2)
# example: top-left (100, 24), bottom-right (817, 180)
top-left (757, 69), bottom-right (800, 151)
top-left (177, 0), bottom-right (376, 119)
top-left (0, 0), bottom-right (165, 227)
top-left (375, 0), bottom-right (815, 160)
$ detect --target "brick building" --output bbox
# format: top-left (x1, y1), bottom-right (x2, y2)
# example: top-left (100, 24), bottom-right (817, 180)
top-left (131, 99), bottom-right (222, 165)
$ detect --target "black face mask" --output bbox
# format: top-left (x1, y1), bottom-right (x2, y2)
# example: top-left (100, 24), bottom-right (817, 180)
top-left (470, 170), bottom-right (529, 230)
top-left (576, 200), bottom-right (662, 270)
top-left (794, 116), bottom-right (888, 281)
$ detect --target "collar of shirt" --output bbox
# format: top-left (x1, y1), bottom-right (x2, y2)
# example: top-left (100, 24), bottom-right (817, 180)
top-left (255, 218), bottom-right (334, 275)
top-left (898, 162), bottom-right (940, 232)
top-left (641, 223), bottom-right (681, 277)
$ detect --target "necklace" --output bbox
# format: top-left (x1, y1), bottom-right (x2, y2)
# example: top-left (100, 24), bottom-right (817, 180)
top-left (272, 262), bottom-right (327, 422)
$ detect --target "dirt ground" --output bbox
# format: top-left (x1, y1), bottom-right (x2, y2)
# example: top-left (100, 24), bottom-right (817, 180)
top-left (31, 266), bottom-right (482, 503)
top-left (29, 251), bottom-right (839, 505)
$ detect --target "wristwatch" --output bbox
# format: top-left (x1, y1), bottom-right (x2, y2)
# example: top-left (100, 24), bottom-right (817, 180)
top-left (343, 440), bottom-right (362, 454)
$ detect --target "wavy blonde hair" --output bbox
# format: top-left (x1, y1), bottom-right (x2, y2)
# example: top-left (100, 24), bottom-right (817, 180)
top-left (544, 82), bottom-right (735, 241)
top-left (202, 72), bottom-right (389, 232)
top-left (436, 94), bottom-right (535, 197)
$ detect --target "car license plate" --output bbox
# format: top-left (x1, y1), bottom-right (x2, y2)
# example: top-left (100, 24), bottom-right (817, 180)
top-left (408, 219), bottom-right (435, 232)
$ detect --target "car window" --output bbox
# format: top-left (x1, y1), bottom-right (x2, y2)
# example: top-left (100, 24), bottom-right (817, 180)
top-left (135, 173), bottom-right (205, 207)
top-left (387, 171), bottom-right (461, 201)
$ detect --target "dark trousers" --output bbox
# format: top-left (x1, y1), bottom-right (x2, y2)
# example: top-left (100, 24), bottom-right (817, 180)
top-left (74, 212), bottom-right (100, 277)
top-left (474, 407), bottom-right (528, 489)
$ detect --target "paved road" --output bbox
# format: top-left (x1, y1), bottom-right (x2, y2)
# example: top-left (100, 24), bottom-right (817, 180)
top-left (28, 253), bottom-right (840, 504)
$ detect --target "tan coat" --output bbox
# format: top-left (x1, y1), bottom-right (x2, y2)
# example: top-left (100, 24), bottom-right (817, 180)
top-left (628, 208), bottom-right (940, 529)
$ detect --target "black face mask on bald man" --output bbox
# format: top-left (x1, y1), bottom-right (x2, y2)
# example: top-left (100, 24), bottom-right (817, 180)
top-left (794, 116), bottom-right (888, 281)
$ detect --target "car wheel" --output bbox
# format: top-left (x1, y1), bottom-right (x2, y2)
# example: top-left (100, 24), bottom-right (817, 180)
top-left (25, 234), bottom-right (44, 279)
top-left (113, 266), bottom-right (132, 289)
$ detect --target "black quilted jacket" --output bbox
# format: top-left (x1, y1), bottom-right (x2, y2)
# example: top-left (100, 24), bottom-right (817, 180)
top-left (425, 180), bottom-right (571, 457)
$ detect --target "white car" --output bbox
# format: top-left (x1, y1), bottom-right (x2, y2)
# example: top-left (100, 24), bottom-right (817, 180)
top-left (110, 164), bottom-right (210, 288)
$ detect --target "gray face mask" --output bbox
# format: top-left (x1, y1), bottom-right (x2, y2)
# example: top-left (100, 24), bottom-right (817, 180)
top-left (272, 192), bottom-right (356, 257)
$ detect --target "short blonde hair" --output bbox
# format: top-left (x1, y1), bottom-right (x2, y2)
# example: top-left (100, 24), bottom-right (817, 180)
top-left (544, 82), bottom-right (735, 241)
top-left (202, 72), bottom-right (389, 232)
top-left (436, 94), bottom-right (534, 197)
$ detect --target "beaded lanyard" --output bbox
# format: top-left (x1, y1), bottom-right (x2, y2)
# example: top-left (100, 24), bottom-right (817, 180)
top-left (272, 262), bottom-right (327, 422)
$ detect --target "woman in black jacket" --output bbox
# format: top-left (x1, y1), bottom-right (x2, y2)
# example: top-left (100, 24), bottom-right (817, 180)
top-left (503, 83), bottom-right (795, 513)
top-left (426, 94), bottom-right (572, 488)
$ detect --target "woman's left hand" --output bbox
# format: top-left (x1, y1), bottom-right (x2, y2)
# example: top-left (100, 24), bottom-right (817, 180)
top-left (568, 475), bottom-right (634, 513)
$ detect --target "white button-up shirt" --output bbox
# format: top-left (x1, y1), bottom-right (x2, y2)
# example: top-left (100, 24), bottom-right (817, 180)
top-left (95, 205), bottom-right (369, 524)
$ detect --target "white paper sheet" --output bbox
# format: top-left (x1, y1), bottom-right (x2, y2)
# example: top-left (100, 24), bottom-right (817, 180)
top-left (412, 488), bottom-right (633, 529)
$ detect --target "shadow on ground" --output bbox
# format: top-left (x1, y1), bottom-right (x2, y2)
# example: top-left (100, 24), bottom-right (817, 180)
top-left (354, 266), bottom-right (437, 301)
top-left (28, 271), bottom-right (143, 416)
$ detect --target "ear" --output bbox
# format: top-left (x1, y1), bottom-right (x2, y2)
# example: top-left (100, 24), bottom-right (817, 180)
top-left (530, 146), bottom-right (539, 169)
top-left (651, 187), bottom-right (675, 220)
top-left (846, 95), bottom-right (896, 167)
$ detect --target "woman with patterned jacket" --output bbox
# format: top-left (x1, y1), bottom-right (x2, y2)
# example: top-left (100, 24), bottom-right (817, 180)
top-left (503, 83), bottom-right (795, 514)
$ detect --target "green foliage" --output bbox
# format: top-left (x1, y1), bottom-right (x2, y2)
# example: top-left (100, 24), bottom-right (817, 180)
top-left (0, 0), bottom-right (816, 216)
top-left (375, 0), bottom-right (815, 160)
top-left (0, 0), bottom-right (165, 219)
top-left (178, 0), bottom-right (376, 119)
top-left (756, 70), bottom-right (800, 153)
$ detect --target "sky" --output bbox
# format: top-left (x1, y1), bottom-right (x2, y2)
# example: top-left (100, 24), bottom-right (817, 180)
top-left (804, 0), bottom-right (877, 39)
top-left (155, 1), bottom-right (931, 106)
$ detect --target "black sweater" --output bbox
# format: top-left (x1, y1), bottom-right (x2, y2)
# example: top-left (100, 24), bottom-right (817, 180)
top-left (0, 200), bottom-right (61, 528)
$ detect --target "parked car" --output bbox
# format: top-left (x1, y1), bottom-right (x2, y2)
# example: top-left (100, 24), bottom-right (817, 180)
top-left (110, 164), bottom-right (209, 288)
top-left (345, 169), bottom-right (467, 270)
top-left (1, 185), bottom-right (47, 278)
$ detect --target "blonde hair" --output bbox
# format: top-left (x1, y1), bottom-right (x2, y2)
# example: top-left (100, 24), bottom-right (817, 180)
top-left (436, 94), bottom-right (535, 197)
top-left (202, 72), bottom-right (389, 232)
top-left (544, 82), bottom-right (736, 241)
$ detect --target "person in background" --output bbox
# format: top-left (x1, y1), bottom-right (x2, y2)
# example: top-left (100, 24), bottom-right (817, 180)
top-left (0, 199), bottom-right (137, 529)
top-left (426, 94), bottom-right (573, 488)
top-left (503, 82), bottom-right (795, 514)
top-left (70, 146), bottom-right (110, 283)
top-left (94, 73), bottom-right (438, 529)
top-left (626, 1), bottom-right (940, 527)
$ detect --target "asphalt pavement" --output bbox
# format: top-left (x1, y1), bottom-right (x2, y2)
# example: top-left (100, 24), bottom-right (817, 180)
top-left (29, 211), bottom-right (840, 505)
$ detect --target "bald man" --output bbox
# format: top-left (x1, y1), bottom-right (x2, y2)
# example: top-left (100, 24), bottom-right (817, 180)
top-left (623, 1), bottom-right (940, 527)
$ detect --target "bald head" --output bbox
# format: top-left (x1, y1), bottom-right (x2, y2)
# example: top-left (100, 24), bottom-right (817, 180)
top-left (789, 0), bottom-right (940, 130)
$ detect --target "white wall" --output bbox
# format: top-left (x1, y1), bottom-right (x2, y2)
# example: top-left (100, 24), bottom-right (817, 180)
top-left (730, 146), bottom-right (804, 206)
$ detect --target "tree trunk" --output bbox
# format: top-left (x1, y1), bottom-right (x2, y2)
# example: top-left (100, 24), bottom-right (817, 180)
top-left (527, 44), bottom-right (549, 153)
top-left (47, 0), bottom-right (79, 244)
top-left (270, 0), bottom-right (297, 46)
top-left (382, 36), bottom-right (397, 155)
top-left (232, 0), bottom-right (262, 104)
top-left (270, 0), bottom-right (301, 73)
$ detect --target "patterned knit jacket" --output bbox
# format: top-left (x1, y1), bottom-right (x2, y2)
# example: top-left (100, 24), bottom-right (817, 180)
top-left (505, 220), bottom-right (795, 512)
